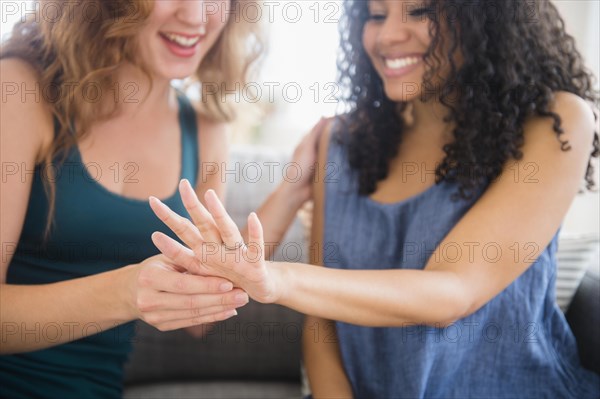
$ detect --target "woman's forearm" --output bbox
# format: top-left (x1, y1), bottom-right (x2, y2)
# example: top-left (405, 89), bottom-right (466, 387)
top-left (0, 265), bottom-right (136, 354)
top-left (273, 262), bottom-right (468, 327)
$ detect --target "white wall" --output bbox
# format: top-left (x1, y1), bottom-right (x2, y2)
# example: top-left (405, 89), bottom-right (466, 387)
top-left (239, 2), bottom-right (341, 148)
top-left (552, 0), bottom-right (600, 234)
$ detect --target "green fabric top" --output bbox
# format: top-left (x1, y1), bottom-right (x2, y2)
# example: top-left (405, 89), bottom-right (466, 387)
top-left (1, 94), bottom-right (199, 398)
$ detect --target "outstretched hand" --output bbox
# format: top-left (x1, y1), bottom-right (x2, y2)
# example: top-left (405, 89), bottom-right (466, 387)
top-left (149, 179), bottom-right (283, 304)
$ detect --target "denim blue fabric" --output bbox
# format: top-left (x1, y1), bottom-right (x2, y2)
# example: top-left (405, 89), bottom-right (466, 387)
top-left (322, 127), bottom-right (600, 398)
top-left (0, 94), bottom-right (199, 398)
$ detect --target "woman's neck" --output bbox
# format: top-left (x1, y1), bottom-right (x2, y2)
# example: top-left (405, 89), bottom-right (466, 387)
top-left (403, 98), bottom-right (454, 147)
top-left (107, 63), bottom-right (177, 121)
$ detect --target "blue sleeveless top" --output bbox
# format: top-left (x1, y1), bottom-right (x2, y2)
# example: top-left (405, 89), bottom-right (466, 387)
top-left (0, 94), bottom-right (199, 398)
top-left (323, 126), bottom-right (600, 398)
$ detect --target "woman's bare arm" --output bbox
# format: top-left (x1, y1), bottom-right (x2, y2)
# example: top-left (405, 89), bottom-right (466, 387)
top-left (150, 92), bottom-right (594, 327)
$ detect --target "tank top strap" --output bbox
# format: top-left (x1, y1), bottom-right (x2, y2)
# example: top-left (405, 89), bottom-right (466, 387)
top-left (176, 92), bottom-right (199, 185)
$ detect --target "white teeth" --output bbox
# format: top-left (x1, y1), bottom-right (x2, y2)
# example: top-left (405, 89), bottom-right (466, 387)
top-left (163, 33), bottom-right (201, 48)
top-left (385, 56), bottom-right (420, 70)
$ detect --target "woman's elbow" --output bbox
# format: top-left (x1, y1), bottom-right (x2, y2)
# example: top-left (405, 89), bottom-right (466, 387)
top-left (422, 278), bottom-right (474, 328)
top-left (425, 299), bottom-right (471, 328)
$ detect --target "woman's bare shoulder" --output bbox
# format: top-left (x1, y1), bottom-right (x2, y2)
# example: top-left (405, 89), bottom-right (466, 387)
top-left (1, 57), bottom-right (54, 162)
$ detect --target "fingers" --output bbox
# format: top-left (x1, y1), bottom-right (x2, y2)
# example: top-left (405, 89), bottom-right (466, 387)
top-left (135, 258), bottom-right (247, 332)
top-left (247, 212), bottom-right (264, 261)
top-left (204, 189), bottom-right (245, 249)
top-left (139, 263), bottom-right (233, 294)
top-left (138, 288), bottom-right (248, 312)
top-left (151, 231), bottom-right (199, 273)
top-left (179, 179), bottom-right (222, 244)
top-left (151, 231), bottom-right (230, 276)
top-left (144, 305), bottom-right (241, 327)
top-left (149, 196), bottom-right (204, 251)
top-left (153, 308), bottom-right (239, 332)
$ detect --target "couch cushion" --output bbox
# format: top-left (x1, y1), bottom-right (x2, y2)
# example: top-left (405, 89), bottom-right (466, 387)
top-left (124, 381), bottom-right (301, 399)
top-left (123, 302), bottom-right (303, 384)
top-left (556, 233), bottom-right (599, 312)
top-left (566, 267), bottom-right (600, 374)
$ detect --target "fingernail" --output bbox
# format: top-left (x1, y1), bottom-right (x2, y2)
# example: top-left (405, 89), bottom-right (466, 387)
top-left (220, 282), bottom-right (233, 291)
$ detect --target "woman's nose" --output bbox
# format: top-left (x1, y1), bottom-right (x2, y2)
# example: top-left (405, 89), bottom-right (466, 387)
top-left (377, 21), bottom-right (411, 48)
top-left (176, 0), bottom-right (213, 26)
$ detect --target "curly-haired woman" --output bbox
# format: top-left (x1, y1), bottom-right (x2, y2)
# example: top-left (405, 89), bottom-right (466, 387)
top-left (0, 1), bottom-right (319, 397)
top-left (148, 0), bottom-right (600, 397)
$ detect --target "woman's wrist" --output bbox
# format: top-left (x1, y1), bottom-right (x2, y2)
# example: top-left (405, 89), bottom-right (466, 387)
top-left (114, 263), bottom-right (142, 322)
top-left (268, 261), bottom-right (295, 306)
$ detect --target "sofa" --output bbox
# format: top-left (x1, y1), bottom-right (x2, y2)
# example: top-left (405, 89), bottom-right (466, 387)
top-left (123, 146), bottom-right (600, 398)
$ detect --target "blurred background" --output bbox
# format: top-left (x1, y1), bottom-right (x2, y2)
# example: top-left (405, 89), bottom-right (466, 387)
top-left (1, 0), bottom-right (598, 235)
top-left (551, 0), bottom-right (599, 235)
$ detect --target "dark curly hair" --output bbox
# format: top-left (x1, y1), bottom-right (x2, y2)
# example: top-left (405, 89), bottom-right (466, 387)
top-left (337, 0), bottom-right (599, 199)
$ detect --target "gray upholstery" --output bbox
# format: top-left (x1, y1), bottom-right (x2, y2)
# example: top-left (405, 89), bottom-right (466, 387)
top-left (123, 303), bottom-right (304, 395)
top-left (125, 382), bottom-right (301, 399)
top-left (566, 267), bottom-right (600, 375)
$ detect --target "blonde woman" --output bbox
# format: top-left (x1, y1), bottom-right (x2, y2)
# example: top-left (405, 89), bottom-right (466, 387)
top-left (0, 1), bottom-right (317, 396)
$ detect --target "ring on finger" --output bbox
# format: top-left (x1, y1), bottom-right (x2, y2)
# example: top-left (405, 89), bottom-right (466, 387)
top-left (223, 242), bottom-right (243, 251)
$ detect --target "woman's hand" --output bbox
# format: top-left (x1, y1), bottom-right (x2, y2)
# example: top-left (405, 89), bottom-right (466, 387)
top-left (278, 118), bottom-right (328, 205)
top-left (149, 180), bottom-right (284, 304)
top-left (125, 253), bottom-right (249, 331)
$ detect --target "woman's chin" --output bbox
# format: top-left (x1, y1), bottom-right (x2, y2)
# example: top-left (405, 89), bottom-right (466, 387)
top-left (153, 67), bottom-right (197, 82)
top-left (384, 88), bottom-right (423, 104)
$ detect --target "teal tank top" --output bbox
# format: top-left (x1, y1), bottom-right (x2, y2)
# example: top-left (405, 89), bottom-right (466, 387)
top-left (0, 94), bottom-right (199, 398)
